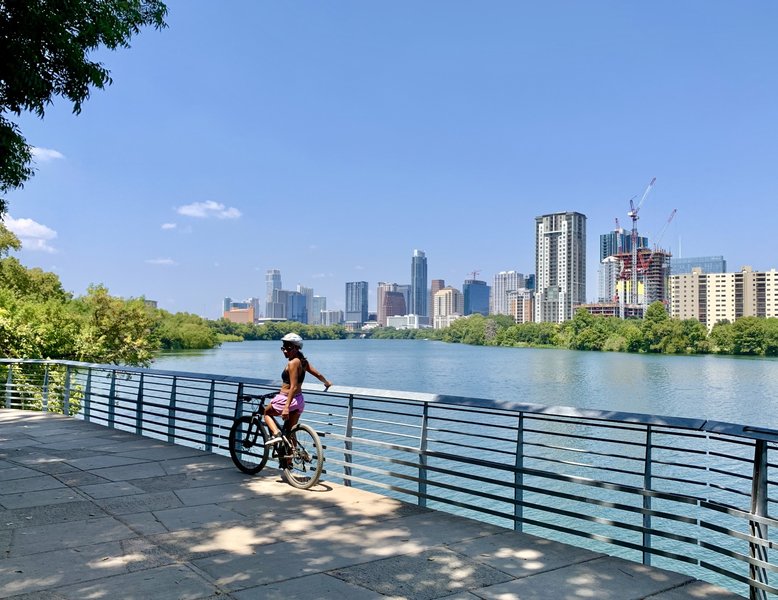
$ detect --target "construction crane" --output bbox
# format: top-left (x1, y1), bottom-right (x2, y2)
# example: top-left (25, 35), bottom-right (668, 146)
top-left (627, 177), bottom-right (656, 304)
top-left (637, 208), bottom-right (677, 312)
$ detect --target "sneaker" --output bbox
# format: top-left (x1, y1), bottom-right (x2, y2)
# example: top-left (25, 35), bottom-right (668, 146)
top-left (265, 433), bottom-right (283, 446)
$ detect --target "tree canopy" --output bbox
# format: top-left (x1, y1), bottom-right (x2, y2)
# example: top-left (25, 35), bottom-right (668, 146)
top-left (0, 0), bottom-right (168, 213)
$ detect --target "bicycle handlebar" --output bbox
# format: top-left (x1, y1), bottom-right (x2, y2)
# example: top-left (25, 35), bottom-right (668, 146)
top-left (238, 392), bottom-right (276, 402)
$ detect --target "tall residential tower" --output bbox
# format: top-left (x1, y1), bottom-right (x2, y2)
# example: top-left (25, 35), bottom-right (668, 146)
top-left (535, 212), bottom-right (586, 323)
top-left (410, 250), bottom-right (428, 318)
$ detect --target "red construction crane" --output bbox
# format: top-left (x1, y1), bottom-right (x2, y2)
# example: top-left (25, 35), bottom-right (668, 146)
top-left (627, 177), bottom-right (656, 304)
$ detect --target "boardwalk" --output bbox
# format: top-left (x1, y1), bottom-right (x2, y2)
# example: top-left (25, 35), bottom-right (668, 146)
top-left (0, 409), bottom-right (742, 599)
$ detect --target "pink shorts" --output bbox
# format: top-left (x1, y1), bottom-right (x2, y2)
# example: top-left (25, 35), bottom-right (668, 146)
top-left (270, 393), bottom-right (304, 413)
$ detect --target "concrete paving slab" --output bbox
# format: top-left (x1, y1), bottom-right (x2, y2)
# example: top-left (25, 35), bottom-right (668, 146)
top-left (150, 503), bottom-right (247, 532)
top-left (647, 580), bottom-right (745, 599)
top-left (475, 555), bottom-right (694, 600)
top-left (330, 547), bottom-right (514, 600)
top-left (54, 564), bottom-right (218, 600)
top-left (93, 491), bottom-right (183, 515)
top-left (0, 500), bottom-right (106, 530)
top-left (149, 521), bottom-right (278, 561)
top-left (0, 475), bottom-right (65, 496)
top-left (115, 511), bottom-right (169, 536)
top-left (0, 466), bottom-right (40, 482)
top-left (235, 572), bottom-right (385, 600)
top-left (159, 454), bottom-right (237, 475)
top-left (8, 517), bottom-right (137, 557)
top-left (0, 487), bottom-right (87, 510)
top-left (0, 540), bottom-right (131, 597)
top-left (448, 529), bottom-right (604, 578)
top-left (64, 454), bottom-right (149, 470)
top-left (86, 460), bottom-right (169, 482)
top-left (174, 481), bottom-right (269, 506)
top-left (77, 481), bottom-right (147, 500)
top-left (50, 470), bottom-right (110, 487)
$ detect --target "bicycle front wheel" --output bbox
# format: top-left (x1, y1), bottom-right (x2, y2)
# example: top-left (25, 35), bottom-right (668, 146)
top-left (283, 423), bottom-right (324, 489)
top-left (229, 415), bottom-right (269, 474)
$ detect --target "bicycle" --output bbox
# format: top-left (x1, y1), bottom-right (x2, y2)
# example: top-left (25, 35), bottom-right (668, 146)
top-left (228, 392), bottom-right (324, 490)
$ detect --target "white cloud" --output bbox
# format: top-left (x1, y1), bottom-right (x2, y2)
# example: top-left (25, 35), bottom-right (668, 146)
top-left (161, 223), bottom-right (177, 230)
top-left (5, 216), bottom-right (58, 253)
top-left (145, 258), bottom-right (178, 266)
top-left (30, 147), bottom-right (65, 162)
top-left (176, 201), bottom-right (241, 219)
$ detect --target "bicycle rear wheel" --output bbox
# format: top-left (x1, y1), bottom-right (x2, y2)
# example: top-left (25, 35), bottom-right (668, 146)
top-left (283, 423), bottom-right (323, 489)
top-left (229, 415), bottom-right (269, 474)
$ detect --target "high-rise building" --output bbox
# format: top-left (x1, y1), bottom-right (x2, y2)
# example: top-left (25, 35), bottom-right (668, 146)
top-left (429, 279), bottom-right (445, 319)
top-left (670, 266), bottom-right (778, 329)
top-left (535, 211), bottom-right (587, 323)
top-left (345, 281), bottom-right (369, 325)
top-left (670, 256), bottom-right (727, 276)
top-left (463, 279), bottom-right (490, 316)
top-left (377, 282), bottom-right (407, 326)
top-left (267, 288), bottom-right (288, 319)
top-left (410, 250), bottom-right (428, 317)
top-left (491, 271), bottom-right (523, 315)
top-left (597, 256), bottom-right (621, 303)
top-left (311, 296), bottom-right (327, 325)
top-left (433, 287), bottom-right (464, 329)
top-left (508, 289), bottom-right (534, 324)
top-left (600, 230), bottom-right (648, 261)
top-left (222, 297), bottom-right (232, 313)
top-left (320, 309), bottom-right (344, 326)
top-left (397, 284), bottom-right (411, 313)
top-left (524, 274), bottom-right (536, 291)
top-left (296, 285), bottom-right (313, 325)
top-left (266, 269), bottom-right (282, 302)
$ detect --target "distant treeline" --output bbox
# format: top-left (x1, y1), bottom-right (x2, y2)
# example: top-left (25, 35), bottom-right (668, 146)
top-left (369, 303), bottom-right (778, 357)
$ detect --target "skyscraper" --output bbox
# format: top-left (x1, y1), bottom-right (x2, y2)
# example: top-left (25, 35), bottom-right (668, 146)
top-left (345, 281), bottom-right (368, 325)
top-left (265, 269), bottom-right (282, 317)
top-left (600, 230), bottom-right (648, 261)
top-left (463, 279), bottom-right (490, 316)
top-left (410, 249), bottom-right (428, 317)
top-left (429, 279), bottom-right (445, 320)
top-left (296, 285), bottom-right (313, 325)
top-left (312, 295), bottom-right (327, 325)
top-left (377, 282), bottom-right (408, 326)
top-left (535, 211), bottom-right (586, 323)
top-left (491, 271), bottom-right (523, 315)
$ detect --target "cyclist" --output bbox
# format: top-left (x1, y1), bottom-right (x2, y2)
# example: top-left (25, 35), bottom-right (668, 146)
top-left (264, 333), bottom-right (331, 446)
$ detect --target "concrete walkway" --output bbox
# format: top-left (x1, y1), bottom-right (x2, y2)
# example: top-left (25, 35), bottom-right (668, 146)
top-left (0, 409), bottom-right (743, 599)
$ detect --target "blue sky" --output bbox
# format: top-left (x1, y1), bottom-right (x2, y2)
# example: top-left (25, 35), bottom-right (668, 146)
top-left (5, 1), bottom-right (778, 318)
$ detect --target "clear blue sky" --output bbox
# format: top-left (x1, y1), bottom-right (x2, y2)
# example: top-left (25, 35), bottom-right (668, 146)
top-left (6, 1), bottom-right (778, 318)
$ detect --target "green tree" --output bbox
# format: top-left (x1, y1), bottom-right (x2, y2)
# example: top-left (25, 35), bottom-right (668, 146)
top-left (72, 285), bottom-right (160, 366)
top-left (0, 0), bottom-right (168, 212)
top-left (709, 321), bottom-right (733, 354)
top-left (731, 317), bottom-right (765, 355)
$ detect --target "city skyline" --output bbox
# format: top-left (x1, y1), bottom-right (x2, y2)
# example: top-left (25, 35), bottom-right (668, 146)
top-left (4, 2), bottom-right (777, 319)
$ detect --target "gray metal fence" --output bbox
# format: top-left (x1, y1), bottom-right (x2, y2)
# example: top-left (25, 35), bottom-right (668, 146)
top-left (1, 358), bottom-right (776, 598)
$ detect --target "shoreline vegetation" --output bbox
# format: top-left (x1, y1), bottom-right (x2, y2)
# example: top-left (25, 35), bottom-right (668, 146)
top-left (209, 305), bottom-right (778, 358)
top-left (1, 228), bottom-right (775, 367)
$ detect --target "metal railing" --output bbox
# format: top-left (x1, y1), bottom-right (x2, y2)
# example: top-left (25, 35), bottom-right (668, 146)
top-left (2, 358), bottom-right (776, 599)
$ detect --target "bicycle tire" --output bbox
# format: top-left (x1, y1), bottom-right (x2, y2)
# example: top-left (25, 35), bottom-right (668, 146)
top-left (228, 415), bottom-right (269, 474)
top-left (283, 423), bottom-right (324, 489)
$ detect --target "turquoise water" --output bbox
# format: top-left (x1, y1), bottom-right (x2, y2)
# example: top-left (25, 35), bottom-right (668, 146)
top-left (153, 339), bottom-right (778, 429)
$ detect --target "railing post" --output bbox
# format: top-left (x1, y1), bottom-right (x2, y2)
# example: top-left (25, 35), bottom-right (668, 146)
top-left (167, 376), bottom-right (177, 443)
top-left (5, 364), bottom-right (13, 408)
top-left (344, 394), bottom-right (354, 487)
top-left (204, 380), bottom-right (216, 451)
top-left (135, 372), bottom-right (145, 435)
top-left (234, 382), bottom-right (244, 419)
top-left (107, 370), bottom-right (117, 427)
top-left (514, 413), bottom-right (524, 532)
top-left (418, 403), bottom-right (429, 508)
top-left (41, 363), bottom-right (50, 412)
top-left (62, 366), bottom-right (71, 416)
top-left (83, 369), bottom-right (92, 421)
top-left (41, 364), bottom-right (49, 412)
top-left (749, 439), bottom-right (769, 600)
top-left (643, 425), bottom-right (653, 566)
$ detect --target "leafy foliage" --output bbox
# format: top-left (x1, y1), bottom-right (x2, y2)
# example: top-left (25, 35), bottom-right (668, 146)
top-left (0, 0), bottom-right (168, 212)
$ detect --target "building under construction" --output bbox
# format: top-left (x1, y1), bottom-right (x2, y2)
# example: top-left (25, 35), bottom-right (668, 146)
top-left (615, 247), bottom-right (672, 311)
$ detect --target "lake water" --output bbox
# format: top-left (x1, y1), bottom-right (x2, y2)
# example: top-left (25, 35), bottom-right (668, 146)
top-left (152, 339), bottom-right (778, 430)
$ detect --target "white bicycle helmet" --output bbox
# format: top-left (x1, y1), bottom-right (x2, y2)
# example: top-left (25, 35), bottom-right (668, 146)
top-left (281, 333), bottom-right (304, 348)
